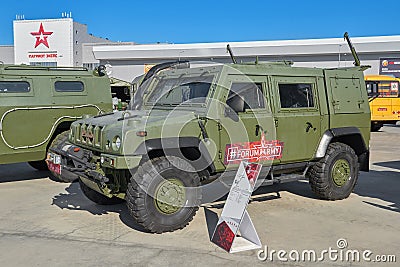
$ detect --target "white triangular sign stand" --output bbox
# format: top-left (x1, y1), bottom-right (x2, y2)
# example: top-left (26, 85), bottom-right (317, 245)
top-left (211, 161), bottom-right (262, 253)
top-left (230, 210), bottom-right (262, 253)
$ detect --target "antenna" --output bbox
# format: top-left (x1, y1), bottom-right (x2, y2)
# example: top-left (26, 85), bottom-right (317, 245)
top-left (226, 44), bottom-right (237, 64)
top-left (343, 32), bottom-right (360, 66)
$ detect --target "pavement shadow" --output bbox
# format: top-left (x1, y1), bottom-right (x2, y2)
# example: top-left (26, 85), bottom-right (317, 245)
top-left (383, 124), bottom-right (400, 128)
top-left (204, 186), bottom-right (283, 210)
top-left (51, 182), bottom-right (148, 233)
top-left (374, 160), bottom-right (400, 170)
top-left (0, 163), bottom-right (49, 183)
top-left (254, 180), bottom-right (315, 200)
top-left (354, 170), bottom-right (399, 213)
top-left (204, 208), bottom-right (219, 241)
top-left (253, 169), bottom-right (400, 214)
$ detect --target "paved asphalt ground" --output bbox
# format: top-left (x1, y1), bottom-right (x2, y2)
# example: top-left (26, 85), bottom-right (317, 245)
top-left (0, 126), bottom-right (399, 266)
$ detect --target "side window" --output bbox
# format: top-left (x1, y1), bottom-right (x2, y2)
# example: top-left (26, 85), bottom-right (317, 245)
top-left (55, 81), bottom-right (84, 92)
top-left (227, 82), bottom-right (265, 113)
top-left (0, 81), bottom-right (30, 93)
top-left (278, 83), bottom-right (314, 108)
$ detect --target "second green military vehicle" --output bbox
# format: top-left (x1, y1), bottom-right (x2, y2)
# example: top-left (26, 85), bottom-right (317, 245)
top-left (48, 52), bottom-right (371, 232)
top-left (0, 64), bottom-right (113, 174)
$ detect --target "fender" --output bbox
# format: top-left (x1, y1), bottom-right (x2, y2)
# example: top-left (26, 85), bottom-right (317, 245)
top-left (316, 127), bottom-right (365, 157)
top-left (134, 137), bottom-right (216, 173)
top-left (315, 127), bottom-right (369, 171)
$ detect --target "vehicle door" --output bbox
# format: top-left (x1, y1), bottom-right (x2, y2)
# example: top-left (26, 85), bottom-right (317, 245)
top-left (270, 76), bottom-right (322, 163)
top-left (217, 75), bottom-right (278, 170)
top-left (0, 78), bottom-right (38, 152)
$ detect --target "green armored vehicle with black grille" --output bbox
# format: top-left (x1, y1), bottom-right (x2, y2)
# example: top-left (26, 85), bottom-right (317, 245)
top-left (0, 64), bottom-right (113, 172)
top-left (49, 43), bottom-right (371, 233)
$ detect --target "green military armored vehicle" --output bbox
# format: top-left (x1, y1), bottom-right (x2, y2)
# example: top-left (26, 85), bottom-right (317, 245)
top-left (0, 64), bottom-right (113, 173)
top-left (49, 47), bottom-right (371, 233)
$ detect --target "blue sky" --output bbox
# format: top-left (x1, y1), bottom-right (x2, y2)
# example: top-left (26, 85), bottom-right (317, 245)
top-left (0, 0), bottom-right (399, 45)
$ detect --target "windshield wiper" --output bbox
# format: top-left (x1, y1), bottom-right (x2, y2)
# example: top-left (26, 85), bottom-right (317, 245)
top-left (117, 114), bottom-right (139, 121)
top-left (94, 112), bottom-right (114, 118)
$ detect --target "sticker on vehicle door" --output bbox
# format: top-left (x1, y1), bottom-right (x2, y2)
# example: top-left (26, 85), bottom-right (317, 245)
top-left (224, 133), bottom-right (284, 164)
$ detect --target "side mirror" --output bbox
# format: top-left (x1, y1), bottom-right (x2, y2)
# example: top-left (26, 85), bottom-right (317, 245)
top-left (97, 65), bottom-right (107, 77)
top-left (224, 106), bottom-right (239, 122)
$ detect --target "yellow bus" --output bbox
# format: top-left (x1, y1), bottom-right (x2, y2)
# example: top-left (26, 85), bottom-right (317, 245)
top-left (365, 75), bottom-right (400, 131)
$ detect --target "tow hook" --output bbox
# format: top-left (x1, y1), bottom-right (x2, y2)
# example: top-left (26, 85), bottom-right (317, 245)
top-left (87, 170), bottom-right (109, 184)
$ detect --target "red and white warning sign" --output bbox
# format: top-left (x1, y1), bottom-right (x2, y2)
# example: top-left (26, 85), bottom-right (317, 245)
top-left (225, 133), bottom-right (283, 165)
top-left (211, 161), bottom-right (262, 253)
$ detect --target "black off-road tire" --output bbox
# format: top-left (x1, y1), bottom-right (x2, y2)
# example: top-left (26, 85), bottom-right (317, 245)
top-left (47, 131), bottom-right (73, 182)
top-left (79, 179), bottom-right (124, 205)
top-left (28, 160), bottom-right (48, 171)
top-left (308, 142), bottom-right (359, 200)
top-left (126, 156), bottom-right (202, 233)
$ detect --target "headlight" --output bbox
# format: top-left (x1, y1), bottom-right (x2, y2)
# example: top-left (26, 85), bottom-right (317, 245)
top-left (112, 136), bottom-right (121, 151)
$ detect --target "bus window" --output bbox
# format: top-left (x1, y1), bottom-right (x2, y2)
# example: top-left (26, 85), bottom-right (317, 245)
top-left (366, 80), bottom-right (399, 97)
top-left (366, 82), bottom-right (379, 97)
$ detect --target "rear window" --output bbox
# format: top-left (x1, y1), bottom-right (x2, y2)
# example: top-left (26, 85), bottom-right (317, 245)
top-left (278, 83), bottom-right (314, 108)
top-left (0, 81), bottom-right (30, 93)
top-left (55, 81), bottom-right (84, 92)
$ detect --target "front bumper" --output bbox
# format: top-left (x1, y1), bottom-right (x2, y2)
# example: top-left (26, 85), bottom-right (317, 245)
top-left (48, 143), bottom-right (142, 184)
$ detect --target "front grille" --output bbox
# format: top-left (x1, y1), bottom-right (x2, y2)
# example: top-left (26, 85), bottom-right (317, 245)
top-left (81, 124), bottom-right (87, 144)
top-left (75, 124), bottom-right (81, 143)
top-left (94, 126), bottom-right (103, 147)
top-left (75, 123), bottom-right (102, 149)
top-left (87, 125), bottom-right (94, 145)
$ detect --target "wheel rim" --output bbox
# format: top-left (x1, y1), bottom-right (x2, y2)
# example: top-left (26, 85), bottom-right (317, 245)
top-left (331, 159), bottom-right (351, 187)
top-left (154, 178), bottom-right (186, 215)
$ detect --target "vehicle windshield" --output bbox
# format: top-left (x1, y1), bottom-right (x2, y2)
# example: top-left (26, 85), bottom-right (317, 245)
top-left (142, 76), bottom-right (214, 106)
top-left (145, 75), bottom-right (214, 106)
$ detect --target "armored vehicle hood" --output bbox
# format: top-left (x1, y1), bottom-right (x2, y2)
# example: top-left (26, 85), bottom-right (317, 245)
top-left (70, 109), bottom-right (202, 153)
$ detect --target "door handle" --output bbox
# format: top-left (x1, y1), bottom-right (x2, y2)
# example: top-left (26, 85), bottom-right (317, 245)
top-left (255, 125), bottom-right (261, 136)
top-left (306, 122), bottom-right (315, 132)
top-left (255, 125), bottom-right (267, 136)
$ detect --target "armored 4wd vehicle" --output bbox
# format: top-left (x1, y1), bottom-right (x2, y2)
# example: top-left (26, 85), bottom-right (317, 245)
top-left (49, 52), bottom-right (371, 232)
top-left (0, 64), bottom-right (112, 173)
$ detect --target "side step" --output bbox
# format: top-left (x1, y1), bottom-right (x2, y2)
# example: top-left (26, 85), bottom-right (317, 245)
top-left (260, 163), bottom-right (312, 186)
top-left (261, 173), bottom-right (307, 186)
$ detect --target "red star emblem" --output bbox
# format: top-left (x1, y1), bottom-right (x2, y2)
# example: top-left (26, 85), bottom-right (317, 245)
top-left (30, 23), bottom-right (53, 48)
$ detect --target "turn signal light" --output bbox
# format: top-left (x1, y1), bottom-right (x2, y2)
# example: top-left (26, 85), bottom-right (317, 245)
top-left (136, 131), bottom-right (147, 137)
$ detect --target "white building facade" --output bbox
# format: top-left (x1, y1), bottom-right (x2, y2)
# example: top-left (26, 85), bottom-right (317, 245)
top-left (4, 18), bottom-right (132, 68)
top-left (1, 17), bottom-right (400, 82)
top-left (93, 35), bottom-right (400, 82)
